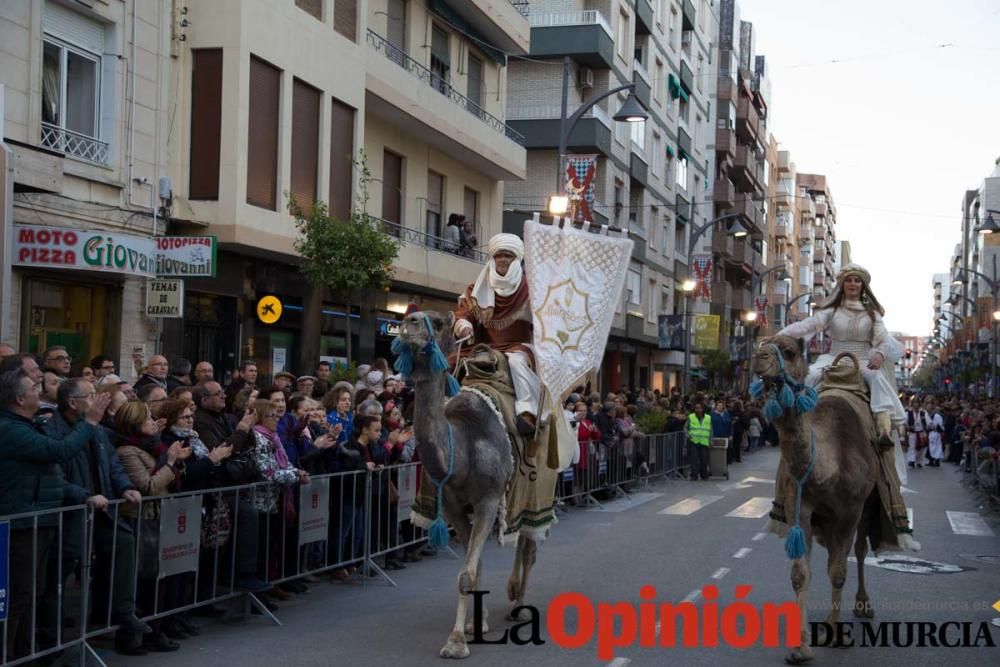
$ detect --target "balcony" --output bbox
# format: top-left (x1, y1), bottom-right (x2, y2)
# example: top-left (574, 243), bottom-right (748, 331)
top-left (682, 0), bottom-right (696, 31)
top-left (528, 10), bottom-right (615, 68)
top-left (714, 179), bottom-right (736, 210)
top-left (366, 30), bottom-right (526, 179)
top-left (731, 287), bottom-right (749, 313)
top-left (813, 272), bottom-right (825, 287)
top-left (712, 281), bottom-right (733, 308)
top-left (629, 151), bottom-right (648, 188)
top-left (715, 127), bottom-right (736, 159)
top-left (437, 0), bottom-right (531, 55)
top-left (736, 97), bottom-right (760, 143)
top-left (775, 187), bottom-right (794, 208)
top-left (814, 246), bottom-right (826, 262)
top-left (717, 75), bottom-right (737, 103)
top-left (816, 201), bottom-right (828, 218)
top-left (777, 151), bottom-right (792, 174)
top-left (679, 60), bottom-right (694, 96)
top-left (732, 145), bottom-right (754, 192)
top-left (713, 234), bottom-right (734, 259)
top-left (814, 224), bottom-right (827, 241)
top-left (635, 0), bottom-right (654, 35)
top-left (797, 225), bottom-right (813, 245)
top-left (800, 197), bottom-right (815, 220)
top-left (733, 238), bottom-right (754, 269)
top-left (40, 123), bottom-right (109, 164)
top-left (771, 291), bottom-right (788, 306)
top-left (677, 126), bottom-right (692, 158)
top-left (507, 103), bottom-right (612, 155)
top-left (675, 192), bottom-right (691, 222)
top-left (632, 64), bottom-right (652, 108)
top-left (774, 222), bottom-right (790, 239)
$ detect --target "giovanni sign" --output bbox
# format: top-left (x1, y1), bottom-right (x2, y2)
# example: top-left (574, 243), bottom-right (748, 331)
top-left (13, 225), bottom-right (216, 278)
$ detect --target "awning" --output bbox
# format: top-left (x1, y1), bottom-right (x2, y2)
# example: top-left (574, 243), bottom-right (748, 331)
top-left (665, 145), bottom-right (675, 158)
top-left (668, 73), bottom-right (680, 99)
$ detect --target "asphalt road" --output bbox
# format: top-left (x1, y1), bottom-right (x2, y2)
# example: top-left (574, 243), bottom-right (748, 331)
top-left (102, 447), bottom-right (1000, 667)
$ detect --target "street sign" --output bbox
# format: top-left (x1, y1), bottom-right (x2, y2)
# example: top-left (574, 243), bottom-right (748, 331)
top-left (145, 279), bottom-right (184, 317)
top-left (256, 295), bottom-right (283, 324)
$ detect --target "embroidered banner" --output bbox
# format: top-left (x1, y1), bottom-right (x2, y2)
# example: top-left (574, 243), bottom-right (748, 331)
top-left (658, 314), bottom-right (685, 350)
top-left (691, 254), bottom-right (713, 300)
top-left (565, 155), bottom-right (598, 223)
top-left (693, 314), bottom-right (721, 351)
top-left (754, 296), bottom-right (769, 322)
top-left (524, 219), bottom-right (633, 401)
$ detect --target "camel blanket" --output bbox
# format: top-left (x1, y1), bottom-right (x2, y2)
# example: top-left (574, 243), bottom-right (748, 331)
top-left (768, 361), bottom-right (914, 551)
top-left (411, 346), bottom-right (559, 545)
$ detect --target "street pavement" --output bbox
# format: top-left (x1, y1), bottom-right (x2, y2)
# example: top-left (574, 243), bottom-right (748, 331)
top-left (104, 447), bottom-right (1000, 666)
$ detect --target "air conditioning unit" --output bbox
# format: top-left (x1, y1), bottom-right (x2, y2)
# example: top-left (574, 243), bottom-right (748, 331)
top-left (578, 67), bottom-right (594, 89)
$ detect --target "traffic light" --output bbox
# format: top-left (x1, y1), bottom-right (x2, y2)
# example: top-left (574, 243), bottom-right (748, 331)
top-left (905, 349), bottom-right (912, 360)
top-left (944, 377), bottom-right (951, 385)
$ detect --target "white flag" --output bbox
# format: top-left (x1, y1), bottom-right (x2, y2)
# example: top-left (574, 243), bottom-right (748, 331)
top-left (523, 220), bottom-right (633, 400)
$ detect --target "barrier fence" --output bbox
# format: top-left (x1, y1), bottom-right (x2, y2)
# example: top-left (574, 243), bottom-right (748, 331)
top-left (0, 434), bottom-right (692, 666)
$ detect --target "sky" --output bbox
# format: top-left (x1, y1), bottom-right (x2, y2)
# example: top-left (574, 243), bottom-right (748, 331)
top-left (736, 0), bottom-right (1000, 335)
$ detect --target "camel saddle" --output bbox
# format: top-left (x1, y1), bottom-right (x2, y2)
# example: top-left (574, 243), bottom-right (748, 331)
top-left (770, 353), bottom-right (913, 551)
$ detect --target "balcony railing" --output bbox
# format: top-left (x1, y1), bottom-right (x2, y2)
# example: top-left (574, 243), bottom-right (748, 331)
top-left (367, 30), bottom-right (525, 146)
top-left (528, 9), bottom-right (613, 37)
top-left (508, 0), bottom-right (530, 18)
top-left (40, 122), bottom-right (109, 164)
top-left (507, 103), bottom-right (610, 127)
top-left (377, 217), bottom-right (487, 264)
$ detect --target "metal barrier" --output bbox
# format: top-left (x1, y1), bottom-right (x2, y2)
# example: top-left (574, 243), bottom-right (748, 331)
top-left (0, 435), bottom-right (696, 665)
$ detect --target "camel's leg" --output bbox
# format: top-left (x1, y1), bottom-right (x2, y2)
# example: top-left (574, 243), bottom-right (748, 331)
top-left (853, 525), bottom-right (874, 619)
top-left (506, 536), bottom-right (524, 605)
top-left (440, 499), bottom-right (500, 660)
top-left (507, 536), bottom-right (537, 621)
top-left (785, 510), bottom-right (814, 665)
top-left (818, 518), bottom-right (859, 647)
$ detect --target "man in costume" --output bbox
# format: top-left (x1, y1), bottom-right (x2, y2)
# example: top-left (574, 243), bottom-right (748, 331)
top-left (453, 234), bottom-right (544, 436)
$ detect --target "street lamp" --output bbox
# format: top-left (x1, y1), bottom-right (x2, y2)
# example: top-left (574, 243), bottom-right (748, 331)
top-left (784, 291), bottom-right (819, 327)
top-left (977, 210), bottom-right (1000, 234)
top-left (744, 259), bottom-right (791, 387)
top-left (678, 212), bottom-right (747, 394)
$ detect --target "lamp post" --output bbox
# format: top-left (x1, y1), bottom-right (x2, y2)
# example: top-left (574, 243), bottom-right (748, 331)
top-left (678, 212), bottom-right (749, 394)
top-left (550, 57), bottom-right (648, 214)
top-left (955, 257), bottom-right (1000, 396)
top-left (744, 254), bottom-right (791, 388)
top-left (783, 291), bottom-right (819, 327)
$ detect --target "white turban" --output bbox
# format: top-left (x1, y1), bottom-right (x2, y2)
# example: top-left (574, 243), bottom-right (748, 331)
top-left (486, 234), bottom-right (524, 261)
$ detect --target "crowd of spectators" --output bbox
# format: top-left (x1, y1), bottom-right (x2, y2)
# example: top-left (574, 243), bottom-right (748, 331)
top-left (0, 346), bottom-right (426, 659)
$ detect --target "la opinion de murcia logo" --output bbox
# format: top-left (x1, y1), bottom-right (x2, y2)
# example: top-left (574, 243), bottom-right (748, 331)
top-left (535, 280), bottom-right (594, 353)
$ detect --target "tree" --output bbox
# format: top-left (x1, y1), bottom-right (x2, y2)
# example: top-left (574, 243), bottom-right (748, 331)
top-left (291, 152), bottom-right (400, 368)
top-left (701, 349), bottom-right (734, 390)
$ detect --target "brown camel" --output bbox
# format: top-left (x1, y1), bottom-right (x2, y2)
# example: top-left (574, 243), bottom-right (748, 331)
top-left (751, 336), bottom-right (882, 664)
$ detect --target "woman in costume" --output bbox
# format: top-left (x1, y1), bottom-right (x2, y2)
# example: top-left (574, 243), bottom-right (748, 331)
top-left (774, 263), bottom-right (906, 446)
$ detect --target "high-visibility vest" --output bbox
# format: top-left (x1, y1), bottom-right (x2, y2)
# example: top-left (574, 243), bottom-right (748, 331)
top-left (687, 413), bottom-right (712, 447)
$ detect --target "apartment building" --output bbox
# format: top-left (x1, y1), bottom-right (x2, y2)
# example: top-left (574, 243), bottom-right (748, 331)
top-left (156, 0), bottom-right (528, 376)
top-left (505, 0), bottom-right (719, 393)
top-left (710, 2), bottom-right (769, 366)
top-left (0, 0), bottom-right (172, 369)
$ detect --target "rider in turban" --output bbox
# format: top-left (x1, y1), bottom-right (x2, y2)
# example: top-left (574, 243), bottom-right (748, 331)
top-left (454, 234), bottom-right (543, 435)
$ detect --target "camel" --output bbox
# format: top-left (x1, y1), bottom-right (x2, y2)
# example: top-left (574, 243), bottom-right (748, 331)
top-left (397, 310), bottom-right (545, 659)
top-left (751, 336), bottom-right (883, 664)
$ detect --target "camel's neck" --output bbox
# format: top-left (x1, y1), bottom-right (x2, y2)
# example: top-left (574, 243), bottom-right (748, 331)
top-left (411, 368), bottom-right (452, 482)
top-left (773, 411), bottom-right (815, 479)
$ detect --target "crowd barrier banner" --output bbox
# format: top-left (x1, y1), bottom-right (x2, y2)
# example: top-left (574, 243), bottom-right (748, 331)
top-left (0, 434), bottom-right (699, 665)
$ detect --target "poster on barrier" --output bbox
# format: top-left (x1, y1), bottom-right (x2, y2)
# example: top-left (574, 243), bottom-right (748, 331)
top-left (158, 496), bottom-right (202, 578)
top-left (396, 466), bottom-right (417, 525)
top-left (0, 520), bottom-right (9, 621)
top-left (298, 477), bottom-right (330, 545)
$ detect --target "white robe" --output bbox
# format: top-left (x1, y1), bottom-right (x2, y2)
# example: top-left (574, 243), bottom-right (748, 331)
top-left (927, 412), bottom-right (944, 460)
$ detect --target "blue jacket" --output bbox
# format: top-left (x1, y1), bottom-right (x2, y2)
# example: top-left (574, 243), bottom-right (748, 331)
top-left (0, 408), bottom-right (94, 528)
top-left (711, 410), bottom-right (733, 438)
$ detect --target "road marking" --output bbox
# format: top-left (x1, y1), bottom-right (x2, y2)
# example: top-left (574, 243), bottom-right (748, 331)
top-left (716, 482), bottom-right (753, 491)
top-left (752, 532), bottom-right (768, 541)
top-left (711, 567), bottom-right (730, 580)
top-left (946, 511), bottom-right (995, 536)
top-left (658, 495), bottom-right (723, 515)
top-left (682, 589), bottom-right (702, 603)
top-left (605, 659), bottom-right (631, 667)
top-left (901, 486), bottom-right (918, 494)
top-left (726, 497), bottom-right (772, 518)
top-left (733, 547), bottom-right (752, 559)
top-left (848, 554), bottom-right (970, 575)
top-left (907, 507), bottom-right (914, 530)
top-left (740, 476), bottom-right (775, 484)
top-left (588, 492), bottom-right (664, 513)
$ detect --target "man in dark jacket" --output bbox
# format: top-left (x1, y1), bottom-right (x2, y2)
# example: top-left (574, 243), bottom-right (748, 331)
top-left (191, 381), bottom-right (267, 592)
top-left (133, 355), bottom-right (169, 393)
top-left (39, 379), bottom-right (149, 651)
top-left (0, 370), bottom-right (108, 658)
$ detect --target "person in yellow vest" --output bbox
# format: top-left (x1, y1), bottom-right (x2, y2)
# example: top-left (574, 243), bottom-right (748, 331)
top-left (685, 402), bottom-right (712, 480)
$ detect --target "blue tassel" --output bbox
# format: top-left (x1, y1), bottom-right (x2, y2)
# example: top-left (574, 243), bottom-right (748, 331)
top-left (778, 383), bottom-right (795, 408)
top-left (391, 336), bottom-right (414, 376)
top-left (785, 525), bottom-right (806, 559)
top-left (428, 517), bottom-right (450, 548)
top-left (748, 378), bottom-right (764, 399)
top-left (764, 398), bottom-right (784, 420)
top-left (425, 340), bottom-right (450, 374)
top-left (445, 374), bottom-right (461, 397)
top-left (795, 386), bottom-right (818, 414)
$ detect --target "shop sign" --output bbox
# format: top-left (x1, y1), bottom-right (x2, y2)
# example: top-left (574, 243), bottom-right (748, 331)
top-left (379, 320), bottom-right (401, 336)
top-left (145, 279), bottom-right (184, 318)
top-left (14, 224), bottom-right (156, 277)
top-left (156, 236), bottom-right (217, 277)
top-left (257, 295), bottom-right (283, 324)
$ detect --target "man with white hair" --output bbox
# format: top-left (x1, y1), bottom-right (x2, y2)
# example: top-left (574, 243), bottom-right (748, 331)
top-left (454, 233), bottom-right (544, 436)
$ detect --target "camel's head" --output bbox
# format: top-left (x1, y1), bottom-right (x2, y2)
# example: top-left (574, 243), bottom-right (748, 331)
top-left (751, 335), bottom-right (808, 387)
top-left (395, 310), bottom-right (456, 365)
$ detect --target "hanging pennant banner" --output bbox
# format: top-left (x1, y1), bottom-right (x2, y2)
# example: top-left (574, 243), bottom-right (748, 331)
top-left (564, 155), bottom-right (598, 223)
top-left (691, 254), bottom-right (713, 300)
top-left (693, 314), bottom-right (721, 351)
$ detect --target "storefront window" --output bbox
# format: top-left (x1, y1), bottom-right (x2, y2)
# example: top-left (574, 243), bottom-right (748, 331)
top-left (22, 278), bottom-right (120, 372)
